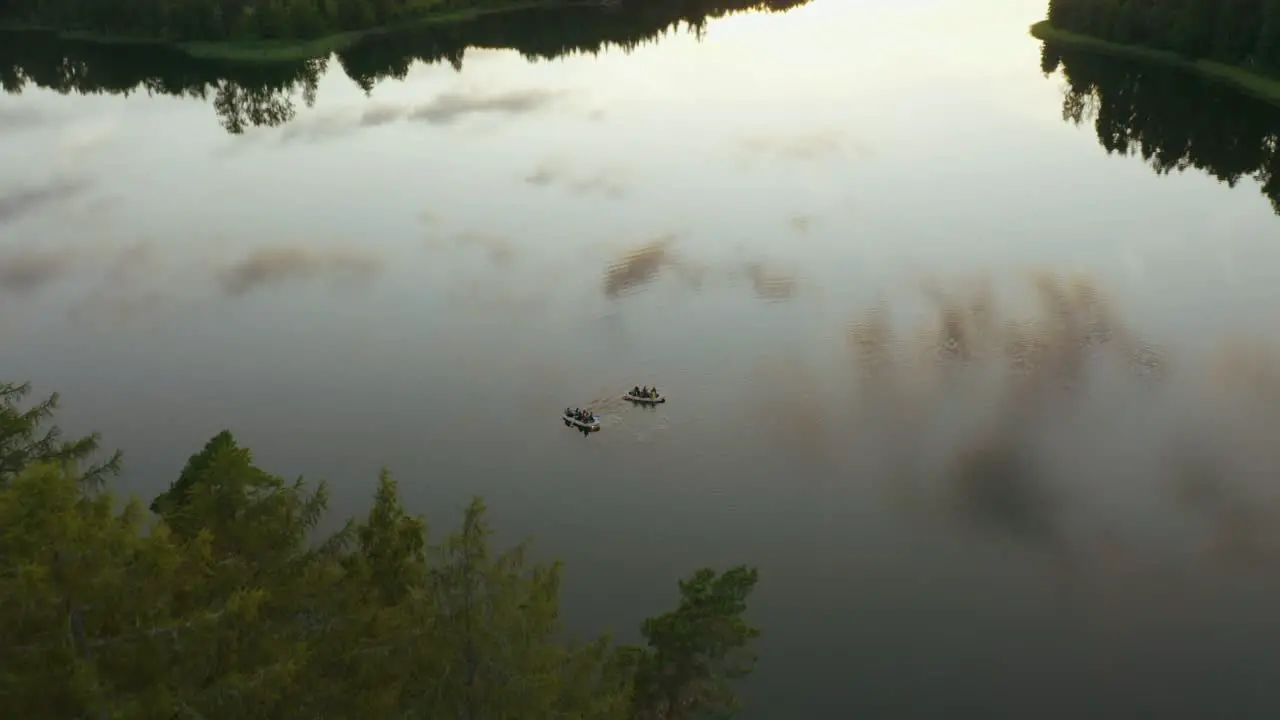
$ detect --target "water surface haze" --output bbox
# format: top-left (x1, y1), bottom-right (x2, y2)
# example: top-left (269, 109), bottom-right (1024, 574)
top-left (5, 0), bottom-right (1280, 716)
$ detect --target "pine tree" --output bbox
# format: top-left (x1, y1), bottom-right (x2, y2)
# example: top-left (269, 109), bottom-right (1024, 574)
top-left (0, 382), bottom-right (120, 491)
top-left (1, 386), bottom-right (763, 719)
top-left (628, 566), bottom-right (762, 720)
top-left (0, 463), bottom-right (203, 718)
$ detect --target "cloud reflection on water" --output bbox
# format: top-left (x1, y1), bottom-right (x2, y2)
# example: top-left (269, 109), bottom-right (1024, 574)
top-left (0, 105), bottom-right (46, 131)
top-left (603, 234), bottom-right (677, 298)
top-left (749, 269), bottom-right (1280, 608)
top-left (522, 159), bottom-right (629, 198)
top-left (0, 175), bottom-right (93, 226)
top-left (788, 214), bottom-right (815, 234)
top-left (741, 262), bottom-right (798, 301)
top-left (0, 237), bottom-right (197, 329)
top-left (736, 129), bottom-right (871, 166)
top-left (0, 247), bottom-right (78, 295)
top-left (266, 87), bottom-right (569, 146)
top-left (218, 246), bottom-right (384, 297)
top-left (599, 233), bottom-right (801, 302)
top-left (410, 88), bottom-right (565, 125)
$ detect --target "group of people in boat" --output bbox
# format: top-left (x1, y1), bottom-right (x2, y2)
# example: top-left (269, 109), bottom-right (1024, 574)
top-left (565, 385), bottom-right (663, 428)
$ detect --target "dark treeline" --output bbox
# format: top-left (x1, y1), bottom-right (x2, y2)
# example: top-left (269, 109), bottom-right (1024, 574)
top-left (0, 31), bottom-right (322, 134)
top-left (1, 0), bottom-right (535, 42)
top-left (1046, 0), bottom-right (1280, 70)
top-left (0, 0), bottom-right (809, 134)
top-left (0, 0), bottom-right (807, 43)
top-left (336, 0), bottom-right (808, 90)
top-left (1040, 40), bottom-right (1280, 215)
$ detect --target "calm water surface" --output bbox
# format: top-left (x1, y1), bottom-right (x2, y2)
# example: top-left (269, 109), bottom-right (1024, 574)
top-left (5, 0), bottom-right (1280, 716)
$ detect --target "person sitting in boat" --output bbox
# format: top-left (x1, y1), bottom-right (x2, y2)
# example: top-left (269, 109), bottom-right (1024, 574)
top-left (649, 387), bottom-right (658, 398)
top-left (633, 386), bottom-right (641, 397)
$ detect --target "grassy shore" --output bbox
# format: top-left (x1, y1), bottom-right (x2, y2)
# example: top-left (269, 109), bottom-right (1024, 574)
top-left (1, 2), bottom-right (547, 63)
top-left (1030, 20), bottom-right (1280, 107)
top-left (180, 32), bottom-right (370, 63)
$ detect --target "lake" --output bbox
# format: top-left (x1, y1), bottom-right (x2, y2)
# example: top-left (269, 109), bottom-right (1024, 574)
top-left (6, 0), bottom-right (1280, 715)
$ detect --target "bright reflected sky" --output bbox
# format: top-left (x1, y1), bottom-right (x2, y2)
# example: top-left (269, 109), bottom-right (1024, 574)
top-left (2, 0), bottom-right (1279, 406)
top-left (2, 0), bottom-right (1276, 333)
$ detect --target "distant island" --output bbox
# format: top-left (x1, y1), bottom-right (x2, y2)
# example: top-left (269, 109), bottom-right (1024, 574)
top-left (0, 0), bottom-right (809, 61)
top-left (1032, 0), bottom-right (1280, 106)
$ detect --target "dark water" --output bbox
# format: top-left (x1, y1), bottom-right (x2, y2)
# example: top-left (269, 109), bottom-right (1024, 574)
top-left (6, 0), bottom-right (1280, 716)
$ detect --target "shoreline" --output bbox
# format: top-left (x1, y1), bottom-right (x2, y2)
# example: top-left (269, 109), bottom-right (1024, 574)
top-left (0, 2), bottom-right (548, 63)
top-left (1030, 20), bottom-right (1280, 107)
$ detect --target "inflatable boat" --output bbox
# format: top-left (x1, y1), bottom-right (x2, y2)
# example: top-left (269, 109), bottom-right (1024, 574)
top-left (623, 391), bottom-right (665, 404)
top-left (563, 412), bottom-right (601, 432)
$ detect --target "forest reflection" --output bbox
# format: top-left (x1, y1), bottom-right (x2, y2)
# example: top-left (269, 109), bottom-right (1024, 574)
top-left (1040, 41), bottom-right (1280, 215)
top-left (806, 271), bottom-right (1280, 596)
top-left (0, 0), bottom-right (810, 135)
